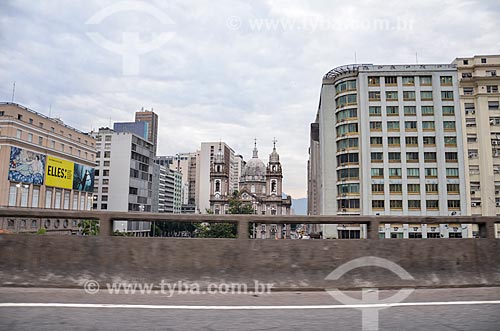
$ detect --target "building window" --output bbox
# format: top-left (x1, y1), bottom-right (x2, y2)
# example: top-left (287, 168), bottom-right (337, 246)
top-left (386, 91), bottom-right (398, 101)
top-left (421, 91), bottom-right (433, 100)
top-left (405, 136), bottom-right (418, 146)
top-left (426, 200), bottom-right (439, 210)
top-left (407, 168), bottom-right (420, 178)
top-left (408, 184), bottom-right (420, 194)
top-left (63, 191), bottom-right (70, 209)
top-left (45, 188), bottom-right (52, 208)
top-left (441, 91), bottom-right (454, 100)
top-left (388, 137), bottom-right (400, 145)
top-left (446, 168), bottom-right (459, 178)
top-left (402, 76), bottom-right (414, 85)
top-left (486, 85), bottom-right (499, 93)
top-left (32, 186), bottom-right (39, 208)
top-left (38, 136), bottom-right (43, 145)
top-left (426, 183), bottom-right (439, 193)
top-left (371, 168), bottom-right (384, 178)
top-left (489, 101), bottom-right (499, 110)
top-left (369, 106), bottom-right (381, 116)
top-left (425, 168), bottom-right (438, 178)
top-left (408, 200), bottom-right (421, 209)
top-left (389, 168), bottom-right (402, 178)
top-left (406, 152), bottom-right (419, 162)
top-left (27, 133), bottom-right (33, 142)
top-left (369, 121), bottom-right (382, 131)
top-left (16, 129), bottom-right (22, 139)
top-left (372, 200), bottom-right (384, 209)
top-left (440, 76), bottom-right (453, 86)
top-left (443, 106), bottom-right (455, 115)
top-left (73, 194), bottom-right (78, 210)
top-left (385, 76), bottom-right (397, 85)
top-left (8, 184), bottom-right (17, 206)
top-left (444, 136), bottom-right (457, 146)
top-left (371, 152), bottom-right (383, 162)
top-left (368, 91), bottom-right (381, 101)
top-left (372, 184), bottom-right (384, 193)
top-left (463, 87), bottom-right (473, 95)
top-left (387, 121), bottom-right (400, 131)
top-left (424, 152), bottom-right (437, 162)
top-left (403, 91), bottom-right (416, 101)
top-left (423, 137), bottom-right (436, 145)
top-left (481, 58), bottom-right (487, 64)
top-left (370, 137), bottom-right (383, 146)
top-left (421, 106), bottom-right (434, 116)
top-left (448, 200), bottom-right (461, 209)
top-left (389, 184), bottom-right (402, 193)
top-left (390, 200), bottom-right (403, 209)
top-left (386, 106), bottom-right (399, 115)
top-left (444, 121), bottom-right (456, 131)
top-left (422, 121), bottom-right (435, 131)
top-left (445, 152), bottom-right (458, 162)
top-left (447, 184), bottom-right (460, 193)
top-left (419, 76), bottom-right (432, 86)
top-left (368, 76), bottom-right (380, 86)
top-left (404, 106), bottom-right (416, 115)
top-left (54, 190), bottom-right (62, 209)
top-left (405, 121), bottom-right (417, 131)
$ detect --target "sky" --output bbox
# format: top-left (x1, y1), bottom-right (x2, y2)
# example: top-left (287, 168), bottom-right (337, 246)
top-left (1, 0), bottom-right (499, 198)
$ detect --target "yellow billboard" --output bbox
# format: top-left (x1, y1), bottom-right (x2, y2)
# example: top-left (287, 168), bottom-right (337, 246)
top-left (45, 156), bottom-right (74, 189)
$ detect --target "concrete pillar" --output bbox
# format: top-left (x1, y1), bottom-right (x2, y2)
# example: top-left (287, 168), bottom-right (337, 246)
top-left (237, 219), bottom-right (249, 239)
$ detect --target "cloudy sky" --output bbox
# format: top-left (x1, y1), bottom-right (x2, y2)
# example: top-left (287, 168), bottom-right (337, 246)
top-left (1, 0), bottom-right (499, 198)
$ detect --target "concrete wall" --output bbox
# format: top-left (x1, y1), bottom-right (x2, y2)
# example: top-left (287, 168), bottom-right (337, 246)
top-left (1, 235), bottom-right (499, 290)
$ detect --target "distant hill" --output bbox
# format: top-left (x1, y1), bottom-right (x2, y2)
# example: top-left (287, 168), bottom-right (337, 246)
top-left (291, 198), bottom-right (307, 215)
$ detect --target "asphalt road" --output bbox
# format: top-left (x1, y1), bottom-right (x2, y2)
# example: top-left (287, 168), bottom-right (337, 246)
top-left (1, 287), bottom-right (499, 330)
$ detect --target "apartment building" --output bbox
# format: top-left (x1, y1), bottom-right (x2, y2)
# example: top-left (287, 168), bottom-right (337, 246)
top-left (309, 64), bottom-right (469, 238)
top-left (0, 102), bottom-right (96, 234)
top-left (454, 55), bottom-right (500, 216)
top-left (91, 127), bottom-right (153, 236)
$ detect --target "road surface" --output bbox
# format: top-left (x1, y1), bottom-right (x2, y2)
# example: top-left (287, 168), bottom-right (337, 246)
top-left (0, 287), bottom-right (499, 330)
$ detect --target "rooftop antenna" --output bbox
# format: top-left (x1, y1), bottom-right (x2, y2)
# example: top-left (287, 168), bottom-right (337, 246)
top-left (354, 52), bottom-right (357, 64)
top-left (48, 103), bottom-right (52, 118)
top-left (11, 82), bottom-right (15, 103)
top-left (415, 52), bottom-right (419, 64)
top-left (273, 137), bottom-right (277, 149)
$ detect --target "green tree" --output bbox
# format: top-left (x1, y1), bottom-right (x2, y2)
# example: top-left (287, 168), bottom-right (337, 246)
top-left (194, 222), bottom-right (237, 238)
top-left (78, 219), bottom-right (99, 236)
top-left (228, 191), bottom-right (255, 214)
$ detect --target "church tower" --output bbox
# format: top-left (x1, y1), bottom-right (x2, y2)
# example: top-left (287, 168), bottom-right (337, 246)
top-left (209, 142), bottom-right (229, 214)
top-left (266, 138), bottom-right (283, 198)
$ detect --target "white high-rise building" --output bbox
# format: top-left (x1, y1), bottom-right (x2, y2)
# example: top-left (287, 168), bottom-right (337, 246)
top-left (309, 63), bottom-right (469, 238)
top-left (91, 128), bottom-right (154, 236)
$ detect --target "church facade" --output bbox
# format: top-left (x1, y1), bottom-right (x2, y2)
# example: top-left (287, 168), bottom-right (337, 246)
top-left (209, 141), bottom-right (292, 219)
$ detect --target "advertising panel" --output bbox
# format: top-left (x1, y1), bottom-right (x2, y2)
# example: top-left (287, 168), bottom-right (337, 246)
top-left (8, 147), bottom-right (46, 185)
top-left (73, 163), bottom-right (95, 192)
top-left (45, 156), bottom-right (74, 189)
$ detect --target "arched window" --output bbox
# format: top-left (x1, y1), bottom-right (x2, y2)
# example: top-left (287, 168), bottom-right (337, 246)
top-left (251, 185), bottom-right (255, 193)
top-left (271, 180), bottom-right (277, 193)
top-left (215, 180), bottom-right (221, 193)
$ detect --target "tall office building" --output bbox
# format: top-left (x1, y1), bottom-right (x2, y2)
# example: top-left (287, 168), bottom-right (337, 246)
top-left (153, 161), bottom-right (182, 214)
top-left (454, 55), bottom-right (500, 216)
top-left (0, 103), bottom-right (96, 233)
top-left (309, 64), bottom-right (469, 238)
top-left (135, 109), bottom-right (158, 154)
top-left (91, 127), bottom-right (154, 236)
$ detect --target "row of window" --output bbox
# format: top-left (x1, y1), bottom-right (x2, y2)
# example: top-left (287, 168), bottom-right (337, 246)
top-left (337, 199), bottom-right (461, 210)
top-left (369, 136), bottom-right (456, 146)
top-left (371, 183), bottom-right (460, 194)
top-left (367, 76), bottom-right (452, 86)
top-left (367, 90), bottom-right (454, 102)
top-left (368, 120), bottom-right (456, 131)
top-left (370, 167), bottom-right (459, 178)
top-left (372, 200), bottom-right (461, 209)
top-left (8, 184), bottom-right (91, 210)
top-left (370, 151), bottom-right (458, 163)
top-left (368, 105), bottom-right (455, 116)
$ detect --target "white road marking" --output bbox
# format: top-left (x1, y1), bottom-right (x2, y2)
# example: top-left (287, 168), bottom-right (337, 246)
top-left (0, 301), bottom-right (500, 310)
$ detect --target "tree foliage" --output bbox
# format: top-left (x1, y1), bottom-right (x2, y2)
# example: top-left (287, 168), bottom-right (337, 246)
top-left (228, 191), bottom-right (255, 214)
top-left (78, 219), bottom-right (99, 236)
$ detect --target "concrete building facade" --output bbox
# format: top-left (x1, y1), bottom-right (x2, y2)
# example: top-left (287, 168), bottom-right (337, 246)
top-left (309, 64), bottom-right (469, 238)
top-left (91, 128), bottom-right (154, 235)
top-left (0, 103), bottom-right (96, 234)
top-left (135, 109), bottom-right (158, 155)
top-left (454, 55), bottom-right (500, 216)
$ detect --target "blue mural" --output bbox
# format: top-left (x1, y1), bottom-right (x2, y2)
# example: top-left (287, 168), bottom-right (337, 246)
top-left (8, 147), bottom-right (46, 185)
top-left (73, 163), bottom-right (95, 192)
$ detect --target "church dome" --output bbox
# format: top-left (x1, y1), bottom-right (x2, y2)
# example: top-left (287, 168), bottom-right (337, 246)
top-left (242, 141), bottom-right (266, 181)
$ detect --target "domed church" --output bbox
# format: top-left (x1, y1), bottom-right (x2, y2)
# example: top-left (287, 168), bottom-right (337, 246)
top-left (209, 139), bottom-right (292, 216)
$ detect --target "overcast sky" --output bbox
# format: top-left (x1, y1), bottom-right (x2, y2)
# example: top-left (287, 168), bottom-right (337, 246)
top-left (1, 0), bottom-right (499, 198)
